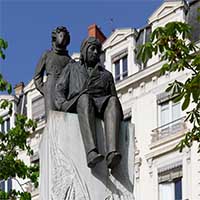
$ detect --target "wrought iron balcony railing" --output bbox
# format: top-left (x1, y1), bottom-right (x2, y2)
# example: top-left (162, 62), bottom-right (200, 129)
top-left (151, 117), bottom-right (187, 143)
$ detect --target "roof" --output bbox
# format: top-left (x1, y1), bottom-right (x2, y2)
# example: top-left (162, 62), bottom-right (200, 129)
top-left (103, 28), bottom-right (138, 50)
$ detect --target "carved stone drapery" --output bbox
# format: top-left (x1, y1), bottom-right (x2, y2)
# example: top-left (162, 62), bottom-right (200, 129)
top-left (39, 111), bottom-right (135, 200)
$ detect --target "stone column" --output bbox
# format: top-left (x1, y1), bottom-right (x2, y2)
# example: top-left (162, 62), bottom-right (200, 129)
top-left (39, 111), bottom-right (135, 200)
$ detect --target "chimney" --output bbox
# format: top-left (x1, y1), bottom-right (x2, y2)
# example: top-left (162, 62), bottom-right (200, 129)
top-left (88, 24), bottom-right (106, 43)
top-left (14, 82), bottom-right (24, 97)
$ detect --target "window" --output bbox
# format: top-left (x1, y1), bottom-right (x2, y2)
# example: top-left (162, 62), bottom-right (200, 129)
top-left (1, 118), bottom-right (10, 134)
top-left (0, 180), bottom-right (5, 191)
top-left (30, 151), bottom-right (39, 164)
top-left (122, 56), bottom-right (128, 78)
top-left (175, 178), bottom-right (182, 200)
top-left (123, 108), bottom-right (132, 123)
top-left (152, 92), bottom-right (185, 142)
top-left (0, 118), bottom-right (12, 193)
top-left (115, 60), bottom-right (120, 82)
top-left (0, 178), bottom-right (12, 193)
top-left (160, 101), bottom-right (181, 127)
top-left (113, 54), bottom-right (128, 82)
top-left (157, 91), bottom-right (181, 127)
top-left (152, 99), bottom-right (184, 142)
top-left (32, 96), bottom-right (45, 122)
top-left (159, 100), bottom-right (182, 136)
top-left (158, 164), bottom-right (182, 200)
top-left (159, 182), bottom-right (174, 200)
top-left (159, 178), bottom-right (182, 200)
top-left (1, 121), bottom-right (5, 133)
top-left (172, 103), bottom-right (181, 122)
top-left (7, 178), bottom-right (12, 192)
top-left (160, 102), bottom-right (170, 126)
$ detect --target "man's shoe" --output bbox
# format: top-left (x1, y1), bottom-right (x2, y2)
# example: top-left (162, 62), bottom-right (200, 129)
top-left (106, 151), bottom-right (122, 169)
top-left (87, 151), bottom-right (104, 168)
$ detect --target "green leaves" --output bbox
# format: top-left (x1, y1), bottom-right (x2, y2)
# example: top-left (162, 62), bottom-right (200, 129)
top-left (7, 83), bottom-right (12, 94)
top-left (176, 124), bottom-right (200, 152)
top-left (155, 22), bottom-right (191, 44)
top-left (0, 189), bottom-right (32, 200)
top-left (192, 53), bottom-right (200, 71)
top-left (166, 80), bottom-right (183, 94)
top-left (138, 20), bottom-right (200, 152)
top-left (19, 192), bottom-right (31, 200)
top-left (138, 21), bottom-right (196, 71)
top-left (0, 38), bottom-right (8, 49)
top-left (0, 190), bottom-right (9, 200)
top-left (0, 37), bottom-right (38, 199)
top-left (182, 93), bottom-right (191, 110)
top-left (0, 113), bottom-right (39, 199)
top-left (137, 42), bottom-right (154, 63)
top-left (27, 164), bottom-right (39, 188)
top-left (150, 26), bottom-right (165, 42)
top-left (0, 38), bottom-right (8, 60)
top-left (0, 73), bottom-right (13, 94)
top-left (197, 7), bottom-right (200, 22)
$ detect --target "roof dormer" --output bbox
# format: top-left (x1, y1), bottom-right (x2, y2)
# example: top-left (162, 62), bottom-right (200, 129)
top-left (103, 28), bottom-right (139, 81)
top-left (148, 0), bottom-right (188, 26)
top-left (103, 28), bottom-right (137, 50)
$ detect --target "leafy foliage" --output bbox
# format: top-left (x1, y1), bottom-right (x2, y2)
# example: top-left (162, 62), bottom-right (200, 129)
top-left (137, 21), bottom-right (200, 151)
top-left (0, 38), bottom-right (8, 60)
top-left (0, 38), bottom-right (39, 199)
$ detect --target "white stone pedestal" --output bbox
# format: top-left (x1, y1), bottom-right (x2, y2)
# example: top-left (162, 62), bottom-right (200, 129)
top-left (39, 111), bottom-right (135, 200)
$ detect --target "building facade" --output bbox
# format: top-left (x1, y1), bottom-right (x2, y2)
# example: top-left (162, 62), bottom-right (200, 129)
top-left (0, 0), bottom-right (199, 199)
top-left (103, 1), bottom-right (200, 200)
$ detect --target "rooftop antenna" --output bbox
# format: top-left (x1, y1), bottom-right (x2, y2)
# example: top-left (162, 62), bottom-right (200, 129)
top-left (109, 18), bottom-right (115, 33)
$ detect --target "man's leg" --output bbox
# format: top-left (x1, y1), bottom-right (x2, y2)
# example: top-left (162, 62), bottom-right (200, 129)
top-left (104, 96), bottom-right (122, 169)
top-left (77, 94), bottom-right (104, 168)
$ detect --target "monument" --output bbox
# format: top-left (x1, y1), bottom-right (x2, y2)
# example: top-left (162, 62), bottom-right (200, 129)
top-left (40, 111), bottom-right (134, 199)
top-left (34, 26), bottom-right (73, 114)
top-left (38, 32), bottom-right (135, 199)
top-left (55, 37), bottom-right (123, 169)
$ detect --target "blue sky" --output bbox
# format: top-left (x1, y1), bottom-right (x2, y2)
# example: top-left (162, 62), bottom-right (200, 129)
top-left (0, 0), bottom-right (163, 88)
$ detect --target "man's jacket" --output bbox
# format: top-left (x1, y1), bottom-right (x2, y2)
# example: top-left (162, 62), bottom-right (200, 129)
top-left (54, 61), bottom-right (122, 115)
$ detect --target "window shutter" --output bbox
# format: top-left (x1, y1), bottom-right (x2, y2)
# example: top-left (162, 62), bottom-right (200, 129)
top-left (32, 96), bottom-right (45, 121)
top-left (112, 50), bottom-right (128, 63)
top-left (158, 162), bottom-right (182, 183)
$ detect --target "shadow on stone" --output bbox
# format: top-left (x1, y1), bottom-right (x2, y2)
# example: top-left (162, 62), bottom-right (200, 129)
top-left (91, 120), bottom-right (134, 194)
top-left (39, 111), bottom-right (134, 200)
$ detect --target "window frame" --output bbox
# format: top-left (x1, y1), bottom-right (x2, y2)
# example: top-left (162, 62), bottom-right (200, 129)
top-left (32, 95), bottom-right (46, 122)
top-left (0, 178), bottom-right (12, 193)
top-left (158, 164), bottom-right (182, 200)
top-left (158, 100), bottom-right (181, 127)
top-left (159, 177), bottom-right (182, 200)
top-left (112, 50), bottom-right (128, 82)
top-left (0, 116), bottom-right (11, 134)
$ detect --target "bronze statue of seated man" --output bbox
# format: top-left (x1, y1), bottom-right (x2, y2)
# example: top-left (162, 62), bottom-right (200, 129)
top-left (55, 37), bottom-right (123, 169)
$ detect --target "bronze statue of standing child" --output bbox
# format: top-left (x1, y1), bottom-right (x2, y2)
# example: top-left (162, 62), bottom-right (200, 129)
top-left (34, 26), bottom-right (73, 115)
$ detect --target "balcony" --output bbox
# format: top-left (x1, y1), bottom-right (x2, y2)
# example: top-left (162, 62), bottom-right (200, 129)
top-left (151, 117), bottom-right (187, 144)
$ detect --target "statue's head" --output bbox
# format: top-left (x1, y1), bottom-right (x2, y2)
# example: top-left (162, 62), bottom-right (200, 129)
top-left (80, 37), bottom-right (102, 66)
top-left (51, 26), bottom-right (70, 49)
